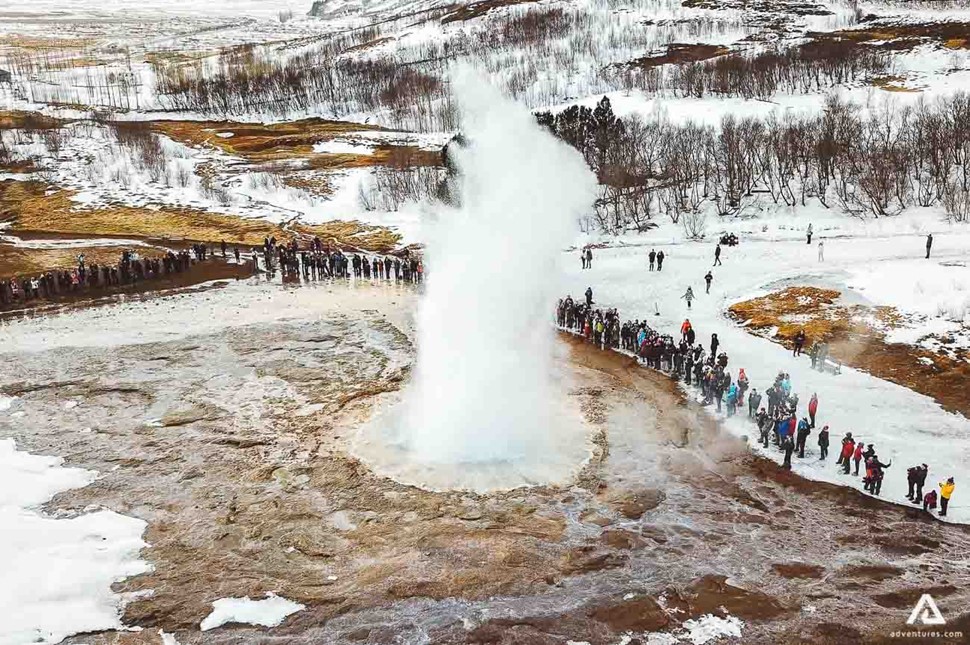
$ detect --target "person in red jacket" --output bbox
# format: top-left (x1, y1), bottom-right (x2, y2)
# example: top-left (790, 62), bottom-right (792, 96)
top-left (808, 393), bottom-right (819, 428)
top-left (838, 433), bottom-right (855, 474)
top-left (853, 441), bottom-right (865, 476)
top-left (681, 319), bottom-right (692, 342)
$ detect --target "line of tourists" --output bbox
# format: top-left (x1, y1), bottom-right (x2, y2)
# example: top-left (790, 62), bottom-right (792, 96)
top-left (555, 292), bottom-right (955, 519)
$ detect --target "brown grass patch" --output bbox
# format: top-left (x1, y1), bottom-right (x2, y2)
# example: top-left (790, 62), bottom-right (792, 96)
top-left (152, 118), bottom-right (386, 162)
top-left (871, 75), bottom-right (920, 93)
top-left (629, 43), bottom-right (731, 69)
top-left (729, 286), bottom-right (970, 418)
top-left (809, 21), bottom-right (970, 51)
top-left (0, 245), bottom-right (152, 279)
top-left (0, 180), bottom-right (402, 253)
top-left (0, 110), bottom-right (65, 131)
top-left (728, 286), bottom-right (849, 346)
top-left (441, 0), bottom-right (539, 23)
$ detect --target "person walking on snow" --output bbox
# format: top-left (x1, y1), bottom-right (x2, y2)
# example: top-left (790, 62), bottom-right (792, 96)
top-left (682, 287), bottom-right (695, 309)
top-left (793, 329), bottom-right (806, 357)
top-left (817, 425), bottom-right (830, 460)
top-left (657, 250), bottom-right (665, 271)
top-left (818, 239), bottom-right (824, 262)
top-left (713, 244), bottom-right (722, 266)
top-left (705, 271), bottom-right (713, 294)
top-left (581, 249), bottom-right (587, 269)
top-left (939, 477), bottom-right (954, 517)
top-left (807, 223), bottom-right (813, 245)
top-left (926, 233), bottom-right (933, 259)
top-left (585, 286), bottom-right (593, 306)
top-left (649, 249), bottom-right (656, 271)
top-left (808, 393), bottom-right (818, 428)
top-left (681, 319), bottom-right (692, 342)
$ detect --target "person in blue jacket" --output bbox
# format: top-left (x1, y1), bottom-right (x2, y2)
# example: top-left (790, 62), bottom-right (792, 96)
top-left (796, 417), bottom-right (812, 458)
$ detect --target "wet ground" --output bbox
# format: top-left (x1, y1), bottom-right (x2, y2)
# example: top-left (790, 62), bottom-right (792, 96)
top-left (1, 279), bottom-right (968, 645)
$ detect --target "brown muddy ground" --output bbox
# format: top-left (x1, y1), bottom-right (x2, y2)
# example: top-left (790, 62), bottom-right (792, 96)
top-left (1, 287), bottom-right (967, 645)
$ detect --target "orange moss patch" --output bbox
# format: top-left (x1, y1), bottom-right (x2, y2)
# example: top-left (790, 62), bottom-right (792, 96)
top-left (728, 286), bottom-right (849, 347)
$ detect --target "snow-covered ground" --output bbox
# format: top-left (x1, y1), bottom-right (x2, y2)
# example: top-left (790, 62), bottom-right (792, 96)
top-left (0, 437), bottom-right (149, 645)
top-left (199, 594), bottom-right (305, 631)
top-left (559, 208), bottom-right (970, 524)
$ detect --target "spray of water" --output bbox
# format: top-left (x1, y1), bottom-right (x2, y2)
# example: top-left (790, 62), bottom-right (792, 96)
top-left (353, 69), bottom-right (598, 491)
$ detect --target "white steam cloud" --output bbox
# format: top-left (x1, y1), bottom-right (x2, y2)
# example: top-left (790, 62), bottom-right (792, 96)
top-left (353, 68), bottom-right (597, 491)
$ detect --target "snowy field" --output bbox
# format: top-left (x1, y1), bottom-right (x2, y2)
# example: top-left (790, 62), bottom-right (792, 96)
top-left (560, 210), bottom-right (970, 524)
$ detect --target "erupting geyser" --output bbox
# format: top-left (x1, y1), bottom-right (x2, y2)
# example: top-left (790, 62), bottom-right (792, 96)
top-left (353, 69), bottom-right (598, 491)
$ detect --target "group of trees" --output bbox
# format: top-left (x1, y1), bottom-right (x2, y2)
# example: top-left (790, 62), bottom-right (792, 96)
top-left (610, 39), bottom-right (890, 100)
top-left (154, 36), bottom-right (453, 131)
top-left (536, 93), bottom-right (970, 235)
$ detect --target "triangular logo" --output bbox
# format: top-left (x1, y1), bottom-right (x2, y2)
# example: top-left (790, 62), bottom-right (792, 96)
top-left (906, 594), bottom-right (946, 626)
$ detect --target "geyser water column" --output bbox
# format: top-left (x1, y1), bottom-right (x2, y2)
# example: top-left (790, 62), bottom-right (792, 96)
top-left (353, 69), bottom-right (598, 491)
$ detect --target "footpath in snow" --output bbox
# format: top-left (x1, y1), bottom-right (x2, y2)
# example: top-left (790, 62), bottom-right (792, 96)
top-left (559, 212), bottom-right (970, 524)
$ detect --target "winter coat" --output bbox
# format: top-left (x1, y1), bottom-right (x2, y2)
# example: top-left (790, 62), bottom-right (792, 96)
top-left (853, 444), bottom-right (864, 461)
top-left (840, 439), bottom-right (855, 459)
top-left (818, 429), bottom-right (829, 447)
top-left (940, 481), bottom-right (955, 499)
top-left (749, 392), bottom-right (762, 409)
top-left (808, 395), bottom-right (818, 416)
top-left (924, 490), bottom-right (938, 508)
top-left (727, 385), bottom-right (738, 404)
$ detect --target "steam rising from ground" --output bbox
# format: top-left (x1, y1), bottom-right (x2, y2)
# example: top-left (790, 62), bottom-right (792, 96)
top-left (353, 69), bottom-right (598, 491)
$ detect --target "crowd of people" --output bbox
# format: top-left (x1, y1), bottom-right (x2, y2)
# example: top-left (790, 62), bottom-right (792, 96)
top-left (0, 247), bottom-right (206, 306)
top-left (0, 236), bottom-right (425, 308)
top-left (555, 291), bottom-right (956, 518)
top-left (258, 236), bottom-right (423, 283)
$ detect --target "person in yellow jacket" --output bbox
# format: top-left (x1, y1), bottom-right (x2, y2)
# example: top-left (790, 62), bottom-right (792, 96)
top-left (939, 477), bottom-right (955, 517)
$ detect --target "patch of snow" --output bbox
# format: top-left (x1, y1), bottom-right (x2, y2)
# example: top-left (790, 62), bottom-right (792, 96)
top-left (681, 614), bottom-right (744, 645)
top-left (0, 395), bottom-right (16, 412)
top-left (0, 439), bottom-right (149, 645)
top-left (199, 593), bottom-right (305, 631)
